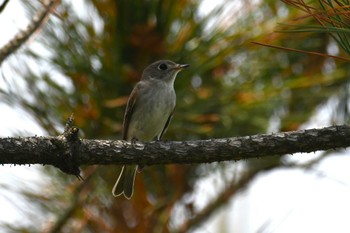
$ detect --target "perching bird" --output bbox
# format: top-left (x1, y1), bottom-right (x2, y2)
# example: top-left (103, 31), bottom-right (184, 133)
top-left (112, 60), bottom-right (189, 199)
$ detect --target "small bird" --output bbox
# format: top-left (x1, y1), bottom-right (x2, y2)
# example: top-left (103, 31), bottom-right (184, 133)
top-left (112, 60), bottom-right (189, 199)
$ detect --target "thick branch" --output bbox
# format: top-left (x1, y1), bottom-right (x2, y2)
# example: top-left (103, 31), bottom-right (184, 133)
top-left (0, 125), bottom-right (349, 169)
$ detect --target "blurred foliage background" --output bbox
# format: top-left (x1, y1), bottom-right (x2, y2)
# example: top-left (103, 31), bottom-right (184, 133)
top-left (0, 0), bottom-right (350, 232)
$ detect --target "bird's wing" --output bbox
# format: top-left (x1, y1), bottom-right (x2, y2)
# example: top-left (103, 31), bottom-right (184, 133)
top-left (158, 109), bottom-right (174, 140)
top-left (122, 85), bottom-right (139, 140)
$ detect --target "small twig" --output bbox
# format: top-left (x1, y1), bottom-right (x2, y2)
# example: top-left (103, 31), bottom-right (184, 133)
top-left (64, 113), bottom-right (75, 134)
top-left (252, 41), bottom-right (350, 62)
top-left (0, 0), bottom-right (10, 14)
top-left (53, 114), bottom-right (81, 178)
top-left (0, 0), bottom-right (61, 65)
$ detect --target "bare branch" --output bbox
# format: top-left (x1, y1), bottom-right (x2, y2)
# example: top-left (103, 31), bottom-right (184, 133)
top-left (0, 0), bottom-right (10, 14)
top-left (0, 125), bottom-right (349, 171)
top-left (0, 0), bottom-right (60, 65)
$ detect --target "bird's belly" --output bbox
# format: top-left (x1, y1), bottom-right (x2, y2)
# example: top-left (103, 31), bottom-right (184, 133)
top-left (128, 94), bottom-right (174, 141)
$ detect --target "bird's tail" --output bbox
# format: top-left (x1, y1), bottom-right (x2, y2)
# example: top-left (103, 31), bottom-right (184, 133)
top-left (112, 165), bottom-right (137, 199)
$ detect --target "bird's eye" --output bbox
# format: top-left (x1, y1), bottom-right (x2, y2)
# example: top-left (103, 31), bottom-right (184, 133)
top-left (158, 63), bottom-right (168, 70)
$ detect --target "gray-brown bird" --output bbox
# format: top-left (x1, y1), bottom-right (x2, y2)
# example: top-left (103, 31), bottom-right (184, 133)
top-left (112, 60), bottom-right (189, 199)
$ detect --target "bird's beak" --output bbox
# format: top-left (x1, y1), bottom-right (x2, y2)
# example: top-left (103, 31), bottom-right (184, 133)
top-left (175, 63), bottom-right (190, 70)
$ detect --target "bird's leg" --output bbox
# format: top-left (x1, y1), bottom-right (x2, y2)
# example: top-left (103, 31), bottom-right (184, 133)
top-left (131, 137), bottom-right (143, 172)
top-left (137, 166), bottom-right (144, 173)
top-left (131, 137), bottom-right (138, 148)
top-left (156, 135), bottom-right (169, 142)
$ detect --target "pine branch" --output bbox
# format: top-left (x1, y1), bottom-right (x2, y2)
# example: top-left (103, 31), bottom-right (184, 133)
top-left (45, 167), bottom-right (96, 233)
top-left (0, 0), bottom-right (60, 65)
top-left (0, 125), bottom-right (349, 175)
top-left (175, 165), bottom-right (270, 233)
top-left (0, 0), bottom-right (10, 14)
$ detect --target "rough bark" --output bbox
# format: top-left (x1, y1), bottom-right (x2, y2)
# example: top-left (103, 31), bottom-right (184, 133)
top-left (0, 125), bottom-right (349, 175)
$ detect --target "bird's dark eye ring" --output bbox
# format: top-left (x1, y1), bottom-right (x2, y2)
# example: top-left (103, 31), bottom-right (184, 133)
top-left (158, 63), bottom-right (168, 70)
